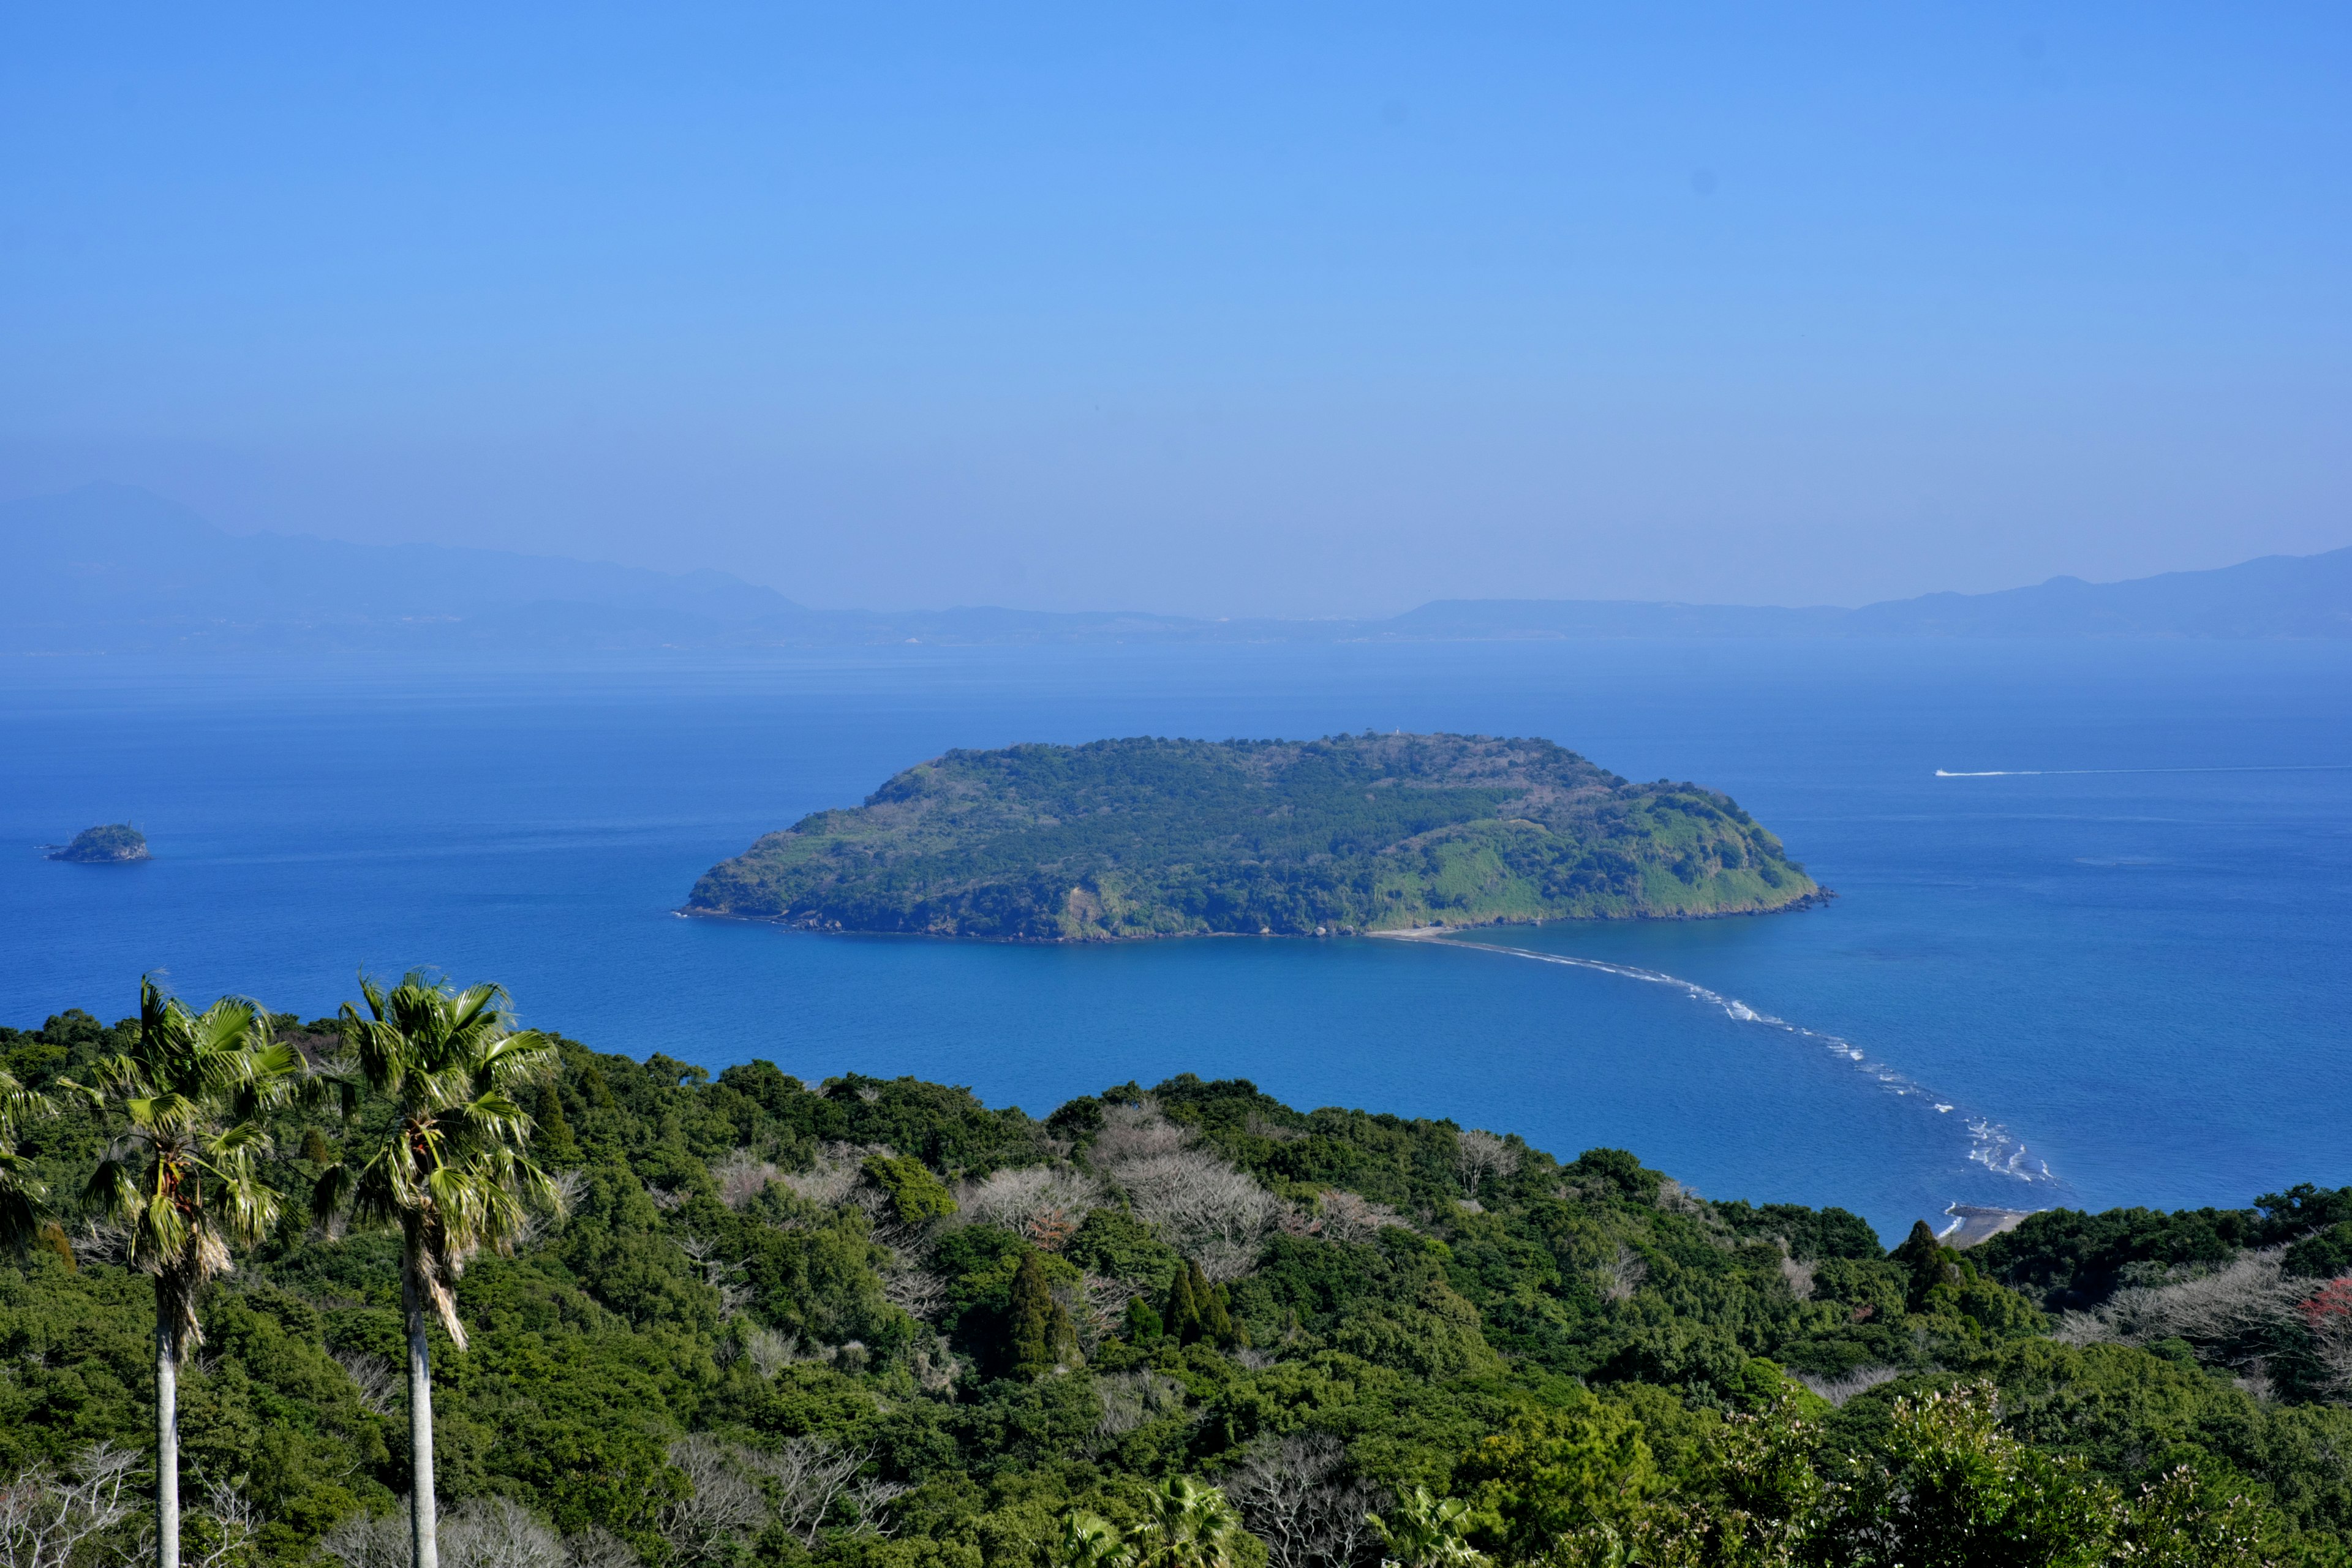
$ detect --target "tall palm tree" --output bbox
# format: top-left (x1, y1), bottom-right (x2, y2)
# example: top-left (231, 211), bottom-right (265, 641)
top-left (314, 973), bottom-right (560, 1568)
top-left (0, 1064), bottom-right (56, 1253)
top-left (1368, 1487), bottom-right (1490, 1568)
top-left (1127, 1478), bottom-right (1245, 1568)
top-left (78, 978), bottom-right (300, 1568)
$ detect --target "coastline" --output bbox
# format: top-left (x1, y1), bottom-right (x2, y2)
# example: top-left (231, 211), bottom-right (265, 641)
top-left (1939, 1202), bottom-right (2034, 1248)
top-left (679, 892), bottom-right (1834, 944)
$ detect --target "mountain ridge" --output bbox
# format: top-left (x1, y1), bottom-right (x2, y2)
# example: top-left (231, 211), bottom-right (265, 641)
top-left (6, 483), bottom-right (2347, 649)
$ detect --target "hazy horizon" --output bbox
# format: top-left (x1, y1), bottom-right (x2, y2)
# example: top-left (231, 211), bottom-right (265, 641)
top-left (6, 6), bottom-right (2350, 619)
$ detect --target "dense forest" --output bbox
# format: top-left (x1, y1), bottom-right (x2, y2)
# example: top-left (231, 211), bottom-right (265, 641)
top-left (5, 990), bottom-right (2351, 1568)
top-left (685, 734), bottom-right (1821, 940)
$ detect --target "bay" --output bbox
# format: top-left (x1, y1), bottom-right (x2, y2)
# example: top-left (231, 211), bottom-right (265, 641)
top-left (4, 638), bottom-right (2348, 1242)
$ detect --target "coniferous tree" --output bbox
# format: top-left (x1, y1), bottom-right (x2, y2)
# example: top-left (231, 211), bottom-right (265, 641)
top-left (1892, 1219), bottom-right (1959, 1312)
top-left (1165, 1261), bottom-right (1203, 1343)
top-left (530, 1080), bottom-right (578, 1164)
top-left (1196, 1265), bottom-right (1237, 1348)
top-left (1008, 1250), bottom-right (1079, 1376)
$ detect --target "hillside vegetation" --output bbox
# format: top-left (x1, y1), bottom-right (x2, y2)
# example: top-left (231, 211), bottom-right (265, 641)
top-left (6, 1003), bottom-right (2351, 1567)
top-left (685, 734), bottom-right (1820, 940)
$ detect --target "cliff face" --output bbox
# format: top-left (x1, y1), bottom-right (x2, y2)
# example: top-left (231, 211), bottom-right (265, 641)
top-left (687, 733), bottom-right (1821, 940)
top-left (48, 824), bottom-right (149, 864)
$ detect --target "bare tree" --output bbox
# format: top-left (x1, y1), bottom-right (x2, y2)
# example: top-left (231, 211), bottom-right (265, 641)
top-left (1089, 1101), bottom-right (1190, 1166)
top-left (657, 1439), bottom-right (770, 1568)
top-left (319, 1512), bottom-right (408, 1568)
top-left (1779, 1254), bottom-right (1817, 1302)
top-left (560, 1529), bottom-right (637, 1568)
top-left (439, 1499), bottom-right (563, 1568)
top-left (0, 1444), bottom-right (145, 1568)
top-left (780, 1144), bottom-right (869, 1208)
top-left (326, 1499), bottom-right (569, 1568)
top-left (881, 1264), bottom-right (948, 1321)
top-left (1223, 1434), bottom-right (1382, 1568)
top-left (1654, 1178), bottom-right (1712, 1218)
top-left (1795, 1366), bottom-right (1902, 1408)
top-left (332, 1350), bottom-right (401, 1417)
top-left (2057, 1248), bottom-right (2304, 1364)
top-left (957, 1167), bottom-right (1103, 1250)
top-left (737, 1326), bottom-right (803, 1380)
top-left (1316, 1192), bottom-right (1406, 1245)
top-left (1110, 1149), bottom-right (1285, 1281)
top-left (69, 1220), bottom-right (129, 1268)
top-left (745, 1438), bottom-right (869, 1548)
top-left (2297, 1280), bottom-right (2352, 1401)
top-left (1454, 1130), bottom-right (1517, 1200)
top-left (710, 1149), bottom-right (780, 1209)
top-left (843, 1480), bottom-right (910, 1538)
top-left (1094, 1371), bottom-right (1186, 1439)
top-left (1596, 1245), bottom-right (1646, 1303)
top-left (186, 1478), bottom-right (260, 1568)
top-left (908, 1334), bottom-right (959, 1397)
top-left (1065, 1273), bottom-right (1141, 1353)
top-left (512, 1172), bottom-right (586, 1251)
top-left (675, 1237), bottom-right (752, 1320)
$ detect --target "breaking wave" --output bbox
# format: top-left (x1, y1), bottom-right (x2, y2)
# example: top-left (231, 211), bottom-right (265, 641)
top-left (1435, 938), bottom-right (2057, 1185)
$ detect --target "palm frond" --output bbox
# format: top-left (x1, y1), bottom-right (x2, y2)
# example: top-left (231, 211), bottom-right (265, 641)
top-left (0, 1146), bottom-right (48, 1250)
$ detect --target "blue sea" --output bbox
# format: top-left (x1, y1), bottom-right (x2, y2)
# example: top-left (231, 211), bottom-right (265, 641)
top-left (4, 639), bottom-right (2349, 1243)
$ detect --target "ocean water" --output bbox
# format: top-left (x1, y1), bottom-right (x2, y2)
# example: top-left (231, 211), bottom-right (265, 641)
top-left (4, 639), bottom-right (2348, 1243)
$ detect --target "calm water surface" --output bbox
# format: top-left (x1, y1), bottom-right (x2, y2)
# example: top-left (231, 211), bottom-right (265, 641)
top-left (4, 640), bottom-right (2348, 1242)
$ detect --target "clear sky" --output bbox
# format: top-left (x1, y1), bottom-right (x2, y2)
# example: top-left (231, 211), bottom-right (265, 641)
top-left (3, 5), bottom-right (2347, 616)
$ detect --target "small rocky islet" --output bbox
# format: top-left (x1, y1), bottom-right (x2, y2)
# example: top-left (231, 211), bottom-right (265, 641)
top-left (46, 823), bottom-right (149, 864)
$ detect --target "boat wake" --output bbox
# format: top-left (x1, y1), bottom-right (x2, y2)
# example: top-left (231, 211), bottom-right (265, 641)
top-left (1937, 763), bottom-right (2352, 778)
top-left (1428, 937), bottom-right (2058, 1186)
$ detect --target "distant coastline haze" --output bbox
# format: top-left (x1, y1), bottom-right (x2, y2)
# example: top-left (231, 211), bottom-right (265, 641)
top-left (4, 484), bottom-right (2348, 653)
top-left (4, 6), bottom-right (2348, 616)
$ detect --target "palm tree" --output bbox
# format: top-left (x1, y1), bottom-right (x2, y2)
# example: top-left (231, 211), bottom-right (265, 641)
top-left (1127, 1477), bottom-right (1245, 1568)
top-left (1051, 1511), bottom-right (1134, 1568)
top-left (1368, 1487), bottom-right (1490, 1568)
top-left (314, 972), bottom-right (560, 1568)
top-left (0, 1064), bottom-right (56, 1252)
top-left (78, 978), bottom-right (300, 1568)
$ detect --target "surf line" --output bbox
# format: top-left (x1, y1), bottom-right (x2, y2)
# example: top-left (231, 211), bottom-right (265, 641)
top-left (1937, 764), bottom-right (2352, 778)
top-left (1376, 929), bottom-right (2056, 1186)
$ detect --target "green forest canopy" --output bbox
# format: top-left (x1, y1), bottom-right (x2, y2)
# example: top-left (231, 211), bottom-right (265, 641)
top-left (5, 1004), bottom-right (2351, 1567)
top-left (685, 733), bottom-right (1822, 941)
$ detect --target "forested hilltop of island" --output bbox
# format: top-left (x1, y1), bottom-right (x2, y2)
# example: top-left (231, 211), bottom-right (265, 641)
top-left (685, 733), bottom-right (1821, 940)
top-left (5, 997), bottom-right (2351, 1568)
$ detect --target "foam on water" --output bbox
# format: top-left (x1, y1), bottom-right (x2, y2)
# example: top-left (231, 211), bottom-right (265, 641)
top-left (1430, 937), bottom-right (2062, 1189)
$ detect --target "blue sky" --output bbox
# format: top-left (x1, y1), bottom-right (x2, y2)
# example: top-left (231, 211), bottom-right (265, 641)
top-left (3, 4), bottom-right (2347, 614)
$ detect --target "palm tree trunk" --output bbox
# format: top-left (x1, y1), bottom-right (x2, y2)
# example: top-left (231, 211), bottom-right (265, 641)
top-left (154, 1297), bottom-right (178, 1568)
top-left (403, 1243), bottom-right (439, 1568)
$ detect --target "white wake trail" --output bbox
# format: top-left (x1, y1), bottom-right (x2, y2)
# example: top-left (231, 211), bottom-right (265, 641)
top-left (1423, 937), bottom-right (2057, 1186)
top-left (1937, 763), bottom-right (2352, 778)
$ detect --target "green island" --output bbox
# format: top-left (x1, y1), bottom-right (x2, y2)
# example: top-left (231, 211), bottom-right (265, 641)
top-left (47, 823), bottom-right (149, 864)
top-left (6, 986), bottom-right (2351, 1568)
top-left (685, 733), bottom-right (1822, 940)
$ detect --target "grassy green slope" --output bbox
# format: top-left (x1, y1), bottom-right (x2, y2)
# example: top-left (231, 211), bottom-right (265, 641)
top-left (686, 733), bottom-right (1820, 939)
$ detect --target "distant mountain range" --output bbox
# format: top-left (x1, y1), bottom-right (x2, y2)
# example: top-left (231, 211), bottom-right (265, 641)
top-left (4, 483), bottom-right (2348, 652)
